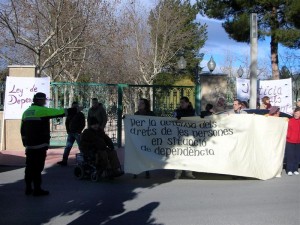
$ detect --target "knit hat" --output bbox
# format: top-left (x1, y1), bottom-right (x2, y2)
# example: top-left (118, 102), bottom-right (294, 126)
top-left (33, 92), bottom-right (47, 100)
top-left (269, 106), bottom-right (280, 115)
top-left (89, 117), bottom-right (99, 126)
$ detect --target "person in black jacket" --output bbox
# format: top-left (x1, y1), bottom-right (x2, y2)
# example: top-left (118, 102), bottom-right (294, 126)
top-left (173, 96), bottom-right (196, 179)
top-left (57, 102), bottom-right (85, 166)
top-left (200, 103), bottom-right (214, 118)
top-left (133, 98), bottom-right (155, 179)
top-left (21, 92), bottom-right (73, 196)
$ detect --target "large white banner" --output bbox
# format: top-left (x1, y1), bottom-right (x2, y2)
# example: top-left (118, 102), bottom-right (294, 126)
top-left (4, 77), bottom-right (50, 119)
top-left (259, 78), bottom-right (293, 114)
top-left (124, 115), bottom-right (288, 180)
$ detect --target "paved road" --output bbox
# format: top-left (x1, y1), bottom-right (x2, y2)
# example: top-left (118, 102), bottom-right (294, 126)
top-left (0, 163), bottom-right (299, 225)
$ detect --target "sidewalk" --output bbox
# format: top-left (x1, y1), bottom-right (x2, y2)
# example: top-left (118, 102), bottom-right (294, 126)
top-left (0, 147), bottom-right (125, 167)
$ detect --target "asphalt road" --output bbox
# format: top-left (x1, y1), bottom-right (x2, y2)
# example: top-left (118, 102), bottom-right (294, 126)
top-left (0, 165), bottom-right (299, 225)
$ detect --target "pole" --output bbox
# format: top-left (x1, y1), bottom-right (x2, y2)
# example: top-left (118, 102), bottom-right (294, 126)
top-left (249, 13), bottom-right (258, 109)
top-left (195, 65), bottom-right (201, 115)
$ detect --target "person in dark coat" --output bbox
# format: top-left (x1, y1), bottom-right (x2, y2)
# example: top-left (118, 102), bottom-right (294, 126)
top-left (173, 96), bottom-right (196, 179)
top-left (200, 103), bottom-right (214, 118)
top-left (87, 98), bottom-right (107, 130)
top-left (133, 98), bottom-right (155, 179)
top-left (21, 92), bottom-right (73, 196)
top-left (57, 102), bottom-right (85, 166)
top-left (80, 117), bottom-right (123, 177)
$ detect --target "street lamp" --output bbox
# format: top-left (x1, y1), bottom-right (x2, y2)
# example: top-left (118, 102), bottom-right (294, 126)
top-left (177, 56), bottom-right (187, 70)
top-left (207, 56), bottom-right (216, 73)
top-left (237, 65), bottom-right (244, 78)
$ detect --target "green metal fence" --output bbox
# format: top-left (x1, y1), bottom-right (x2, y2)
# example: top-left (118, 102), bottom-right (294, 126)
top-left (49, 82), bottom-right (196, 147)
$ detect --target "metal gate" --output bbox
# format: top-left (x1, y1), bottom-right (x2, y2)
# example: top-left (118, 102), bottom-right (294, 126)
top-left (49, 82), bottom-right (196, 147)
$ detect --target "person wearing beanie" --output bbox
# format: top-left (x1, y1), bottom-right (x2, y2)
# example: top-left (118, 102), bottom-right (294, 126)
top-left (268, 106), bottom-right (280, 117)
top-left (21, 92), bottom-right (76, 196)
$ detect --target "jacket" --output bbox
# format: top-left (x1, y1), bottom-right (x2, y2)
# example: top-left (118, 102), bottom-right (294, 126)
top-left (87, 103), bottom-right (107, 129)
top-left (286, 117), bottom-right (300, 144)
top-left (66, 111), bottom-right (85, 134)
top-left (21, 104), bottom-right (72, 149)
top-left (80, 128), bottom-right (114, 154)
top-left (174, 107), bottom-right (195, 118)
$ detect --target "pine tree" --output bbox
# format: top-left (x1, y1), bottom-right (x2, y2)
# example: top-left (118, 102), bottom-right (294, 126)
top-left (197, 0), bottom-right (300, 80)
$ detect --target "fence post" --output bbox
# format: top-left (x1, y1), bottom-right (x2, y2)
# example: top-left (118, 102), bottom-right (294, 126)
top-left (195, 67), bottom-right (201, 115)
top-left (117, 84), bottom-right (127, 147)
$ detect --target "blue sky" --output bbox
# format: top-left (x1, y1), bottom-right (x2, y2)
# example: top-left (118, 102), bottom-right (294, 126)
top-left (141, 0), bottom-right (299, 76)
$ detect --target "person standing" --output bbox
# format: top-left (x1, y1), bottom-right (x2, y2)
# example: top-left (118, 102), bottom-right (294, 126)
top-left (21, 92), bottom-right (73, 196)
top-left (268, 106), bottom-right (280, 117)
top-left (200, 103), bottom-right (214, 118)
top-left (285, 107), bottom-right (300, 176)
top-left (228, 99), bottom-right (248, 114)
top-left (133, 98), bottom-right (155, 179)
top-left (57, 102), bottom-right (85, 166)
top-left (88, 98), bottom-right (107, 130)
top-left (174, 96), bottom-right (196, 179)
top-left (260, 96), bottom-right (272, 109)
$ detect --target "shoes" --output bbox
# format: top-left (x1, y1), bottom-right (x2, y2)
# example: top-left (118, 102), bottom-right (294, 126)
top-left (185, 172), bottom-right (196, 179)
top-left (113, 171), bottom-right (124, 178)
top-left (33, 189), bottom-right (49, 196)
top-left (25, 188), bottom-right (33, 196)
top-left (174, 170), bottom-right (182, 179)
top-left (294, 171), bottom-right (299, 175)
top-left (287, 171), bottom-right (293, 176)
top-left (57, 161), bottom-right (67, 166)
top-left (145, 171), bottom-right (150, 179)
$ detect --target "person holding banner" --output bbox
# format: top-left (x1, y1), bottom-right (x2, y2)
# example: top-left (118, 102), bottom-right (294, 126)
top-left (228, 99), bottom-right (247, 115)
top-left (285, 107), bottom-right (300, 176)
top-left (133, 98), bottom-right (155, 179)
top-left (21, 92), bottom-right (74, 196)
top-left (174, 96), bottom-right (196, 179)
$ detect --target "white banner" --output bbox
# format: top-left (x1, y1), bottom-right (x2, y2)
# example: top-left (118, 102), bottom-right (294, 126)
top-left (124, 115), bottom-right (288, 180)
top-left (259, 78), bottom-right (293, 114)
top-left (4, 77), bottom-right (50, 119)
top-left (236, 78), bottom-right (250, 101)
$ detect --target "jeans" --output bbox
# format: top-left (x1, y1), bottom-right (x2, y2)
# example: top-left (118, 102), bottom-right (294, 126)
top-left (285, 142), bottom-right (300, 172)
top-left (62, 133), bottom-right (81, 162)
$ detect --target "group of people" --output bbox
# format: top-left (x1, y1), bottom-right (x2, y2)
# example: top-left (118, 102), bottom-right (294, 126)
top-left (21, 94), bottom-right (122, 197)
top-left (135, 96), bottom-right (300, 179)
top-left (20, 92), bottom-right (300, 196)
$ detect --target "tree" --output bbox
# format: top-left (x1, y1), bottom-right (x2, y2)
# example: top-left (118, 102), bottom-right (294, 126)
top-left (123, 0), bottom-right (207, 85)
top-left (197, 0), bottom-right (300, 80)
top-left (0, 0), bottom-right (98, 77)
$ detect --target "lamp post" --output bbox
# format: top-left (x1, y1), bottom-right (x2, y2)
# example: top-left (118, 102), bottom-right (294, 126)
top-left (207, 56), bottom-right (216, 73)
top-left (177, 56), bottom-right (187, 70)
top-left (237, 65), bottom-right (244, 78)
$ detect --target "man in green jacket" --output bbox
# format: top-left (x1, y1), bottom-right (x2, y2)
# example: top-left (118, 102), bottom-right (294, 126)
top-left (21, 92), bottom-right (73, 196)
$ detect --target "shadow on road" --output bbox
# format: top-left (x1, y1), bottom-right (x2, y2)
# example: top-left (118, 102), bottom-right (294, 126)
top-left (0, 165), bottom-right (171, 225)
